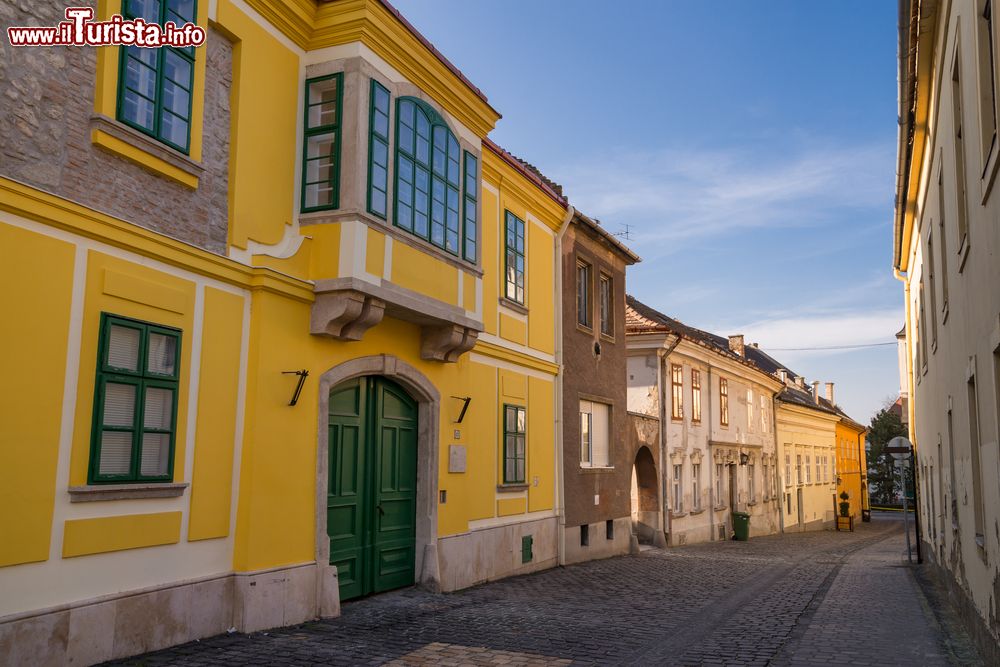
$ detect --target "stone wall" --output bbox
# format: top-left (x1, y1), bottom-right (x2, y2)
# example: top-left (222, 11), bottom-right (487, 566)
top-left (0, 1), bottom-right (231, 254)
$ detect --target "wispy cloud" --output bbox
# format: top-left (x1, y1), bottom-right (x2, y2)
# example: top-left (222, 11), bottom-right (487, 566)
top-left (702, 306), bottom-right (902, 365)
top-left (555, 142), bottom-right (894, 255)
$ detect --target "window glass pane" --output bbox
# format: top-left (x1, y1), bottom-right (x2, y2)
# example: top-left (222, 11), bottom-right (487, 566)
top-left (506, 407), bottom-right (516, 432)
top-left (99, 432), bottom-right (134, 475)
top-left (166, 0), bottom-right (195, 21)
top-left (160, 111), bottom-right (189, 148)
top-left (305, 183), bottom-right (333, 209)
top-left (516, 408), bottom-right (526, 432)
top-left (399, 122), bottom-right (414, 155)
top-left (103, 383), bottom-right (136, 427)
top-left (147, 333), bottom-right (177, 376)
top-left (162, 50), bottom-right (191, 88)
top-left (506, 458), bottom-right (516, 483)
top-left (144, 387), bottom-right (174, 429)
top-left (371, 189), bottom-right (387, 217)
top-left (161, 78), bottom-right (190, 118)
top-left (127, 0), bottom-right (160, 21)
top-left (140, 433), bottom-right (171, 476)
top-left (308, 78), bottom-right (339, 127)
top-left (307, 133), bottom-right (335, 159)
top-left (516, 459), bottom-right (525, 483)
top-left (125, 55), bottom-right (157, 100)
top-left (107, 325), bottom-right (141, 371)
top-left (306, 156), bottom-right (332, 184)
top-left (122, 90), bottom-right (155, 131)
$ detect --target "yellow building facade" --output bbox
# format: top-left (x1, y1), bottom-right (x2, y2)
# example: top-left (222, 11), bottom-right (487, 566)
top-left (0, 1), bottom-right (566, 663)
top-left (776, 391), bottom-right (840, 532)
top-left (835, 416), bottom-right (867, 522)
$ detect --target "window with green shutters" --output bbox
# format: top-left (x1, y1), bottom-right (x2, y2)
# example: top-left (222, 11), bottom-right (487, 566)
top-left (368, 80), bottom-right (390, 218)
top-left (301, 73), bottom-right (343, 212)
top-left (394, 97), bottom-right (478, 260)
top-left (504, 211), bottom-right (525, 303)
top-left (89, 314), bottom-right (181, 484)
top-left (462, 151), bottom-right (478, 261)
top-left (503, 405), bottom-right (526, 484)
top-left (117, 0), bottom-right (197, 153)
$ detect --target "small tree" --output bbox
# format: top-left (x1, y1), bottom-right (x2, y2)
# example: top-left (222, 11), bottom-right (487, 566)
top-left (839, 491), bottom-right (851, 517)
top-left (866, 402), bottom-right (907, 504)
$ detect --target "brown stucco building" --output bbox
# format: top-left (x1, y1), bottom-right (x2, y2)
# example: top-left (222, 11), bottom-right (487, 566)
top-left (560, 210), bottom-right (640, 564)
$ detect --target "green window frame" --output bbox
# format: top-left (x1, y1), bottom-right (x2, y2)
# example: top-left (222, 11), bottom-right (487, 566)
top-left (117, 0), bottom-right (197, 153)
top-left (503, 404), bottom-right (526, 484)
top-left (89, 314), bottom-right (181, 484)
top-left (301, 73), bottom-right (343, 212)
top-left (394, 96), bottom-right (473, 258)
top-left (504, 210), bottom-right (526, 303)
top-left (367, 79), bottom-right (391, 218)
top-left (462, 151), bottom-right (478, 261)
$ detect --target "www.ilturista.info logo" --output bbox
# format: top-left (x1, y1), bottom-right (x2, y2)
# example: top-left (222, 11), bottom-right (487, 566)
top-left (7, 7), bottom-right (206, 48)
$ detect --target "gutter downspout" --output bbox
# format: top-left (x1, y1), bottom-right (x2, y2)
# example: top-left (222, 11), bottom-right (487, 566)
top-left (894, 266), bottom-right (922, 562)
top-left (708, 364), bottom-right (715, 540)
top-left (656, 348), bottom-right (669, 548)
top-left (554, 205), bottom-right (575, 567)
top-left (654, 334), bottom-right (680, 548)
top-left (775, 394), bottom-right (784, 534)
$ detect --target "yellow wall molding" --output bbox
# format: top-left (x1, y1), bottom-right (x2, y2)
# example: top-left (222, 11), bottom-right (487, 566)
top-left (0, 177), bottom-right (314, 304)
top-left (473, 339), bottom-right (558, 376)
top-left (497, 497), bottom-right (526, 517)
top-left (62, 512), bottom-right (182, 558)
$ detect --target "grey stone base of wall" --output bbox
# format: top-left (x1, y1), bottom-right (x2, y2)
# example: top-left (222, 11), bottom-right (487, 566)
top-left (0, 561), bottom-right (340, 667)
top-left (563, 517), bottom-right (632, 565)
top-left (437, 516), bottom-right (558, 591)
top-left (920, 540), bottom-right (1000, 666)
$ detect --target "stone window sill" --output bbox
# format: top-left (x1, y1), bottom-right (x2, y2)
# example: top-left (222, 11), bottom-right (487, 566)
top-left (497, 484), bottom-right (528, 493)
top-left (90, 114), bottom-right (203, 189)
top-left (671, 512), bottom-right (687, 518)
top-left (69, 482), bottom-right (189, 503)
top-left (689, 508), bottom-right (705, 515)
top-left (499, 296), bottom-right (529, 316)
top-left (579, 465), bottom-right (615, 473)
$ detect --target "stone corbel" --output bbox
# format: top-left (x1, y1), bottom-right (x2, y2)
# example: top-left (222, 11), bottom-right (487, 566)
top-left (421, 324), bottom-right (479, 363)
top-left (311, 289), bottom-right (385, 341)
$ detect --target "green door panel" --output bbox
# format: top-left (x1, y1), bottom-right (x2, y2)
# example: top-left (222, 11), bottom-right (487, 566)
top-left (328, 377), bottom-right (417, 601)
top-left (327, 379), bottom-right (367, 601)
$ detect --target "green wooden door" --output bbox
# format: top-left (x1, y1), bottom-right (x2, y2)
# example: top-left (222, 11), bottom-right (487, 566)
top-left (328, 377), bottom-right (417, 600)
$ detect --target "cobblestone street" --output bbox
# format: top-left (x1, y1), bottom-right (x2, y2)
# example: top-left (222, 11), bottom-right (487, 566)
top-left (112, 514), bottom-right (980, 666)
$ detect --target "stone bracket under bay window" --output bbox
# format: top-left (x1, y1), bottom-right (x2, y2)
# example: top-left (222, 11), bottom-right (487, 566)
top-left (312, 277), bottom-right (482, 362)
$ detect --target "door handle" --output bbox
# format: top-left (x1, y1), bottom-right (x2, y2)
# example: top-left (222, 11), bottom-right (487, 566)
top-left (376, 504), bottom-right (385, 516)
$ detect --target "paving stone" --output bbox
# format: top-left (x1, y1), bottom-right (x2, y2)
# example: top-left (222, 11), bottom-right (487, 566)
top-left (105, 514), bottom-right (983, 666)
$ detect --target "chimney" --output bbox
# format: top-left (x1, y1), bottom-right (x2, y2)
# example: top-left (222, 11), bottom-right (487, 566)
top-left (778, 369), bottom-right (788, 383)
top-left (811, 381), bottom-right (820, 404)
top-left (728, 334), bottom-right (745, 357)
top-left (825, 382), bottom-right (835, 404)
top-left (795, 376), bottom-right (804, 388)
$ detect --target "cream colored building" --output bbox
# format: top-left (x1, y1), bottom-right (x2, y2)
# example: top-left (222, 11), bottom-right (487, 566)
top-left (625, 298), bottom-right (783, 545)
top-left (894, 0), bottom-right (1000, 662)
top-left (773, 380), bottom-right (840, 532)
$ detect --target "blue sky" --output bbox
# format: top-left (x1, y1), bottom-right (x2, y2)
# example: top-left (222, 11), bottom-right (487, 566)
top-left (391, 0), bottom-right (902, 424)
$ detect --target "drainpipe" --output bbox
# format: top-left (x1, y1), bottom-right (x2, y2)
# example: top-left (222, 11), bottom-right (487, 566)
top-left (893, 266), bottom-right (922, 561)
top-left (656, 348), bottom-right (669, 547)
top-left (774, 394), bottom-right (784, 534)
top-left (554, 205), bottom-right (575, 567)
top-left (707, 364), bottom-right (714, 540)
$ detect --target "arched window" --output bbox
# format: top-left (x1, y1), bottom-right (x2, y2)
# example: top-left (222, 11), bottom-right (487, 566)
top-left (394, 97), bottom-right (471, 258)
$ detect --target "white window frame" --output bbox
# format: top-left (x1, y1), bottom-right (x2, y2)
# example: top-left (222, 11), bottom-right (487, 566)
top-left (579, 400), bottom-right (611, 468)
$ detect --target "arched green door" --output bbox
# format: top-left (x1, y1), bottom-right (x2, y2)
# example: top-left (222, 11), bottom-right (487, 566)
top-left (327, 377), bottom-right (417, 600)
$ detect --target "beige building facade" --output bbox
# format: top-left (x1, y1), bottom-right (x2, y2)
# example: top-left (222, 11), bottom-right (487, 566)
top-left (894, 0), bottom-right (1000, 662)
top-left (625, 298), bottom-right (783, 545)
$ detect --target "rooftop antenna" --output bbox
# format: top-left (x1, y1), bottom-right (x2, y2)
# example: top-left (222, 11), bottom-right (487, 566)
top-left (612, 224), bottom-right (634, 241)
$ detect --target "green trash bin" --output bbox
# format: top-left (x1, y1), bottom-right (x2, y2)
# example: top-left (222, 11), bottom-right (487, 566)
top-left (732, 511), bottom-right (750, 541)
